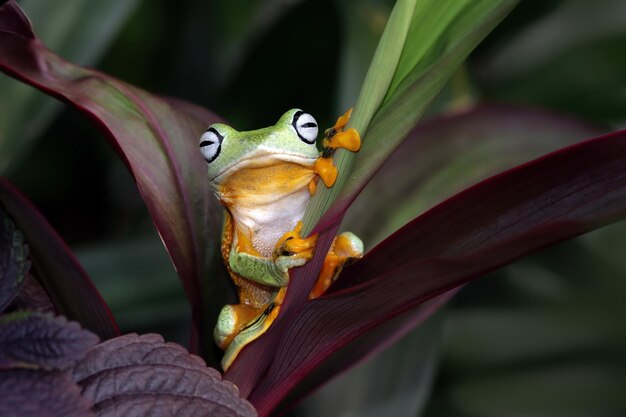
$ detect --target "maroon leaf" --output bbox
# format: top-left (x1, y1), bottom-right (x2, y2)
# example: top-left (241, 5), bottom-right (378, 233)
top-left (0, 312), bottom-right (99, 370)
top-left (72, 333), bottom-right (257, 417)
top-left (0, 179), bottom-right (119, 339)
top-left (0, 0), bottom-right (226, 354)
top-left (0, 205), bottom-right (28, 312)
top-left (240, 130), bottom-right (626, 414)
top-left (0, 369), bottom-right (95, 417)
top-left (344, 104), bottom-right (604, 244)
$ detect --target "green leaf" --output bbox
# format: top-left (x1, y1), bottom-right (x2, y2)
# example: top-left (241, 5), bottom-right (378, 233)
top-left (0, 0), bottom-right (141, 174)
top-left (303, 0), bottom-right (519, 233)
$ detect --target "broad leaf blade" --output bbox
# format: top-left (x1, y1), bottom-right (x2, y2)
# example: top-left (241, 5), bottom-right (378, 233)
top-left (344, 104), bottom-right (603, 245)
top-left (0, 179), bottom-right (119, 339)
top-left (0, 205), bottom-right (28, 312)
top-left (72, 334), bottom-right (257, 417)
top-left (0, 369), bottom-right (95, 417)
top-left (246, 130), bottom-right (626, 413)
top-left (0, 0), bottom-right (141, 174)
top-left (0, 1), bottom-right (226, 355)
top-left (0, 312), bottom-right (98, 370)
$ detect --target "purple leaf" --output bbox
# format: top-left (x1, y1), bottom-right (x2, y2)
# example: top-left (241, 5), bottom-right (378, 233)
top-left (0, 312), bottom-right (99, 370)
top-left (0, 179), bottom-right (119, 339)
top-left (0, 205), bottom-right (28, 312)
top-left (73, 333), bottom-right (257, 417)
top-left (8, 273), bottom-right (55, 314)
top-left (0, 369), bottom-right (95, 417)
top-left (0, 0), bottom-right (226, 353)
top-left (241, 130), bottom-right (626, 414)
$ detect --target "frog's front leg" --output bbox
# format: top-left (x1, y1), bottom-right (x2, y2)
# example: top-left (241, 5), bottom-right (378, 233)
top-left (229, 222), bottom-right (317, 287)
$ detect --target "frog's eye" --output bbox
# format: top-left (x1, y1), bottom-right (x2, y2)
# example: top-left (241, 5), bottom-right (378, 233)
top-left (292, 111), bottom-right (318, 144)
top-left (199, 127), bottom-right (223, 163)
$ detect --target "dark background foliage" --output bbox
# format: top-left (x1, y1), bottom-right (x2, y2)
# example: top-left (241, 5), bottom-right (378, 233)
top-left (1, 0), bottom-right (625, 416)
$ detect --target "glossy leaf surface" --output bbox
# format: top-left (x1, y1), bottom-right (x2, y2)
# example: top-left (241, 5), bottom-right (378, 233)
top-left (0, 0), bottom-right (225, 354)
top-left (0, 179), bottom-right (118, 339)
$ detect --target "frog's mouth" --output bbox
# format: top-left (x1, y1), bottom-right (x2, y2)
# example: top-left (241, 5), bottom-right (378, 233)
top-left (210, 151), bottom-right (317, 184)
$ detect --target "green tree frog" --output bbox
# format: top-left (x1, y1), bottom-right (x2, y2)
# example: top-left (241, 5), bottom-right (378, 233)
top-left (200, 108), bottom-right (363, 370)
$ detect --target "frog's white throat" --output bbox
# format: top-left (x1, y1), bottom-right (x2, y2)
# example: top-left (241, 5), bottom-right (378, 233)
top-left (226, 186), bottom-right (312, 257)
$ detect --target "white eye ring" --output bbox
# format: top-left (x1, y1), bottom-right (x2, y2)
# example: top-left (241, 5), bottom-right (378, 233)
top-left (292, 111), bottom-right (318, 144)
top-left (199, 128), bottom-right (223, 163)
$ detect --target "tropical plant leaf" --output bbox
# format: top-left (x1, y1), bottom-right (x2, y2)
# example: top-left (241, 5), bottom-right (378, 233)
top-left (0, 0), bottom-right (141, 174)
top-left (0, 0), bottom-right (227, 356)
top-left (303, 0), bottom-right (520, 233)
top-left (283, 296), bottom-right (449, 417)
top-left (343, 104), bottom-right (603, 245)
top-left (0, 179), bottom-right (119, 339)
top-left (0, 311), bottom-right (99, 370)
top-left (0, 205), bottom-right (28, 312)
top-left (72, 333), bottom-right (257, 417)
top-left (233, 130), bottom-right (626, 413)
top-left (0, 368), bottom-right (95, 417)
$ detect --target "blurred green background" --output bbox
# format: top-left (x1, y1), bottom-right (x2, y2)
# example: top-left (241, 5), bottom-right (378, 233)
top-left (1, 0), bottom-right (625, 416)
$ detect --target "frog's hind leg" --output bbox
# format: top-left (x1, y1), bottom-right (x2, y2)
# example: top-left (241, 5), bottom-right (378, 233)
top-left (221, 287), bottom-right (287, 371)
top-left (310, 232), bottom-right (363, 299)
top-left (214, 303), bottom-right (268, 349)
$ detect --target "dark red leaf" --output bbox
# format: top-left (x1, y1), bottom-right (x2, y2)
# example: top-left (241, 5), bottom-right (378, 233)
top-left (0, 0), bottom-right (226, 355)
top-left (0, 312), bottom-right (99, 370)
top-left (0, 205), bottom-right (28, 312)
top-left (243, 130), bottom-right (626, 414)
top-left (0, 179), bottom-right (119, 339)
top-left (0, 369), bottom-right (95, 417)
top-left (73, 333), bottom-right (257, 417)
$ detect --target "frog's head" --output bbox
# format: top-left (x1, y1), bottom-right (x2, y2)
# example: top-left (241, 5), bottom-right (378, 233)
top-left (199, 109), bottom-right (320, 186)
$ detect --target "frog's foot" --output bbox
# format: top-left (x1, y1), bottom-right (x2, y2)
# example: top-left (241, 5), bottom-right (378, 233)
top-left (313, 157), bottom-right (338, 188)
top-left (310, 232), bottom-right (363, 299)
top-left (275, 221), bottom-right (318, 260)
top-left (323, 108), bottom-right (361, 152)
top-left (221, 288), bottom-right (287, 371)
top-left (214, 303), bottom-right (267, 350)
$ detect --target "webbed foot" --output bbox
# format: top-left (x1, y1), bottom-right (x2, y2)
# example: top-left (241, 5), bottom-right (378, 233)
top-left (310, 231), bottom-right (363, 299)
